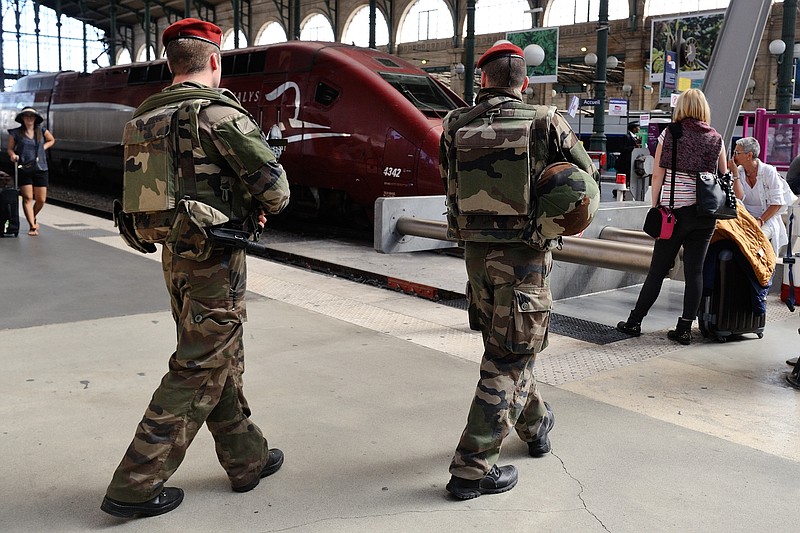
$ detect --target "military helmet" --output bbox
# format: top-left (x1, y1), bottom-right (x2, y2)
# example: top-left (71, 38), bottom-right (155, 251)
top-left (534, 162), bottom-right (600, 238)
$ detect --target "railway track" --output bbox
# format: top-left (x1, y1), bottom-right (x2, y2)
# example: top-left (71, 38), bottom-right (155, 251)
top-left (45, 180), bottom-right (466, 302)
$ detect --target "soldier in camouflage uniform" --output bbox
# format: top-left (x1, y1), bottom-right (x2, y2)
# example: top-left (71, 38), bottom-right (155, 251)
top-left (440, 43), bottom-right (598, 500)
top-left (101, 19), bottom-right (290, 519)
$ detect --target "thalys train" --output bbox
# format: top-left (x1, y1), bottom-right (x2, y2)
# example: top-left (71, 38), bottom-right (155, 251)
top-left (0, 41), bottom-right (465, 219)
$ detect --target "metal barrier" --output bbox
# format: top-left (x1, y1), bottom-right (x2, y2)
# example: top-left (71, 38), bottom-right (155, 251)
top-left (598, 226), bottom-right (657, 247)
top-left (391, 215), bottom-right (655, 274)
top-left (374, 196), bottom-right (676, 298)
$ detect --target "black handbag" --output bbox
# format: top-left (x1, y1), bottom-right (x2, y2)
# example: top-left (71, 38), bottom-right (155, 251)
top-left (696, 171), bottom-right (737, 219)
top-left (643, 206), bottom-right (676, 239)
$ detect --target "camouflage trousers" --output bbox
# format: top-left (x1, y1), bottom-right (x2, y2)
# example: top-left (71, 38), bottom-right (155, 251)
top-left (105, 245), bottom-right (270, 503)
top-left (450, 242), bottom-right (554, 480)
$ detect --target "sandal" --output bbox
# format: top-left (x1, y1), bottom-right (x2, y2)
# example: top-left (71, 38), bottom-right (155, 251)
top-left (28, 228), bottom-right (38, 236)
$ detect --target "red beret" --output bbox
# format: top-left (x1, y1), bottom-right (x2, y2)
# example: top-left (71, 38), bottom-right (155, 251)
top-left (162, 18), bottom-right (222, 48)
top-left (477, 42), bottom-right (525, 68)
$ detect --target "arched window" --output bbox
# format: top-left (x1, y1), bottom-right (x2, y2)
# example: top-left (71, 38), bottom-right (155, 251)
top-left (646, 0), bottom-right (730, 17)
top-left (300, 14), bottom-right (335, 42)
top-left (546, 0), bottom-right (629, 25)
top-left (1, 1), bottom-right (108, 73)
top-left (342, 5), bottom-right (390, 47)
top-left (117, 48), bottom-right (132, 65)
top-left (255, 21), bottom-right (287, 45)
top-left (464, 0), bottom-right (533, 37)
top-left (136, 45), bottom-right (156, 63)
top-left (222, 30), bottom-right (248, 50)
top-left (398, 0), bottom-right (454, 44)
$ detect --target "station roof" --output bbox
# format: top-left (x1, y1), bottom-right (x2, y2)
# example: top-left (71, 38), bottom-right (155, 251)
top-left (36, 0), bottom-right (229, 34)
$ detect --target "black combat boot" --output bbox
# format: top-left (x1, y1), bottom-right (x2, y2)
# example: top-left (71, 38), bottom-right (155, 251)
top-left (446, 465), bottom-right (518, 500)
top-left (101, 487), bottom-right (184, 518)
top-left (667, 317), bottom-right (693, 345)
top-left (616, 312), bottom-right (641, 337)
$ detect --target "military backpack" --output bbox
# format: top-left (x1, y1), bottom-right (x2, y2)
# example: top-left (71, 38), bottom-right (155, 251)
top-left (445, 97), bottom-right (598, 248)
top-left (121, 87), bottom-right (254, 245)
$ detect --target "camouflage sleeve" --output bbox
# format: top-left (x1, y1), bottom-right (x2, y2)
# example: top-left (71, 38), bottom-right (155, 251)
top-left (439, 113), bottom-right (454, 188)
top-left (550, 112), bottom-right (599, 182)
top-left (200, 105), bottom-right (290, 215)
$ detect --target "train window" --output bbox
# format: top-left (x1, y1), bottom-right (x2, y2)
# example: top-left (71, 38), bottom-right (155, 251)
top-left (128, 64), bottom-right (169, 85)
top-left (222, 55), bottom-right (236, 76)
top-left (146, 64), bottom-right (165, 83)
top-left (379, 72), bottom-right (459, 115)
top-left (248, 51), bottom-right (266, 73)
top-left (375, 58), bottom-right (400, 68)
top-left (221, 52), bottom-right (265, 77)
top-left (128, 66), bottom-right (149, 85)
top-left (315, 83), bottom-right (340, 106)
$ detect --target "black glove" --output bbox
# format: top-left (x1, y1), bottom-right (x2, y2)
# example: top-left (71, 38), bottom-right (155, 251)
top-left (267, 139), bottom-right (287, 161)
top-left (113, 199), bottom-right (157, 254)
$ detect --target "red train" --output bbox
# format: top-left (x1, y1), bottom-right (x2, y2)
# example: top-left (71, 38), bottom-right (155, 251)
top-left (0, 41), bottom-right (464, 220)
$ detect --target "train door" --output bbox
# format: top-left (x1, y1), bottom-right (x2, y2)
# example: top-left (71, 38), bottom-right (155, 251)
top-left (381, 128), bottom-right (418, 198)
top-left (259, 71), bottom-right (295, 162)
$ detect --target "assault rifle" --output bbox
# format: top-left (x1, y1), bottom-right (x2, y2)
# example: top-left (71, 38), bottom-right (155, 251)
top-left (207, 227), bottom-right (269, 254)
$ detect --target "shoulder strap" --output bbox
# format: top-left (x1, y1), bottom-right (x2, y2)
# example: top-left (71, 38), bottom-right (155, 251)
top-left (446, 96), bottom-right (510, 138)
top-left (175, 103), bottom-right (197, 200)
top-left (667, 123), bottom-right (682, 210)
top-left (134, 86), bottom-right (248, 118)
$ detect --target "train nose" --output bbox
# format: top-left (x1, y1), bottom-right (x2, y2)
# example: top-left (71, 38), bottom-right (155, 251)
top-left (416, 124), bottom-right (445, 196)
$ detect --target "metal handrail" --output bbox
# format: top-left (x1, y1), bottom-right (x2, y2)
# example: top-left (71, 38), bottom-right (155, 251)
top-left (395, 217), bottom-right (654, 274)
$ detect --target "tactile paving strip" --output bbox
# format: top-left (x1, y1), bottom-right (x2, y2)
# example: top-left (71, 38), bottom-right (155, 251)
top-left (57, 223), bottom-right (117, 239)
top-left (245, 265), bottom-right (799, 386)
top-left (439, 298), bottom-right (629, 344)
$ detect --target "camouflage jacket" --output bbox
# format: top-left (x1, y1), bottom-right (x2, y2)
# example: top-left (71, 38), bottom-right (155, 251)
top-left (440, 87), bottom-right (598, 248)
top-left (124, 81), bottom-right (290, 241)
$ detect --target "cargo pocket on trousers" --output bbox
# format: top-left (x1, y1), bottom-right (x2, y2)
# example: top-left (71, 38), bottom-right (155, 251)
top-left (188, 298), bottom-right (243, 347)
top-left (497, 285), bottom-right (552, 354)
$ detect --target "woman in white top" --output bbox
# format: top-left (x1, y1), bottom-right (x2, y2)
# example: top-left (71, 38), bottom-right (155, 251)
top-left (728, 136), bottom-right (788, 257)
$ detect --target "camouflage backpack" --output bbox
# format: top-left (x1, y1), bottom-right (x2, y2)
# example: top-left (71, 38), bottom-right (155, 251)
top-left (121, 87), bottom-right (253, 245)
top-left (445, 97), bottom-right (598, 248)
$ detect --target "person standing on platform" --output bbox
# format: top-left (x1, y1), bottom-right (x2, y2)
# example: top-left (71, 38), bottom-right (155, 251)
top-left (728, 136), bottom-right (788, 257)
top-left (616, 89), bottom-right (728, 345)
top-left (439, 42), bottom-right (598, 499)
top-left (101, 18), bottom-right (290, 519)
top-left (7, 107), bottom-right (55, 236)
top-left (617, 121), bottom-right (641, 187)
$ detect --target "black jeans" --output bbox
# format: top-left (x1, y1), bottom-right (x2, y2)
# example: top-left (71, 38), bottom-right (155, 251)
top-left (630, 205), bottom-right (716, 323)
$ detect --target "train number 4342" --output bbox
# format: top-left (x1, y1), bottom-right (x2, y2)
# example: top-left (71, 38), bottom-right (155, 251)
top-left (383, 166), bottom-right (405, 178)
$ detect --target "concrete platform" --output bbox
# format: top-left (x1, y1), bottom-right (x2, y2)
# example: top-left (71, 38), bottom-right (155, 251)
top-left (1, 204), bottom-right (799, 532)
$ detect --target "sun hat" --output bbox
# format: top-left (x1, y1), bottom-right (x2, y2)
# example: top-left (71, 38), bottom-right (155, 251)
top-left (15, 107), bottom-right (43, 125)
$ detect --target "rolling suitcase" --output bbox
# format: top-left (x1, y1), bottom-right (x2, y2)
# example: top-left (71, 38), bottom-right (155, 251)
top-left (0, 165), bottom-right (20, 238)
top-left (698, 246), bottom-right (765, 342)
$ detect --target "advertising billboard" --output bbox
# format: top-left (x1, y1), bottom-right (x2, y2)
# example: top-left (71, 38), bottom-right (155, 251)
top-left (650, 10), bottom-right (724, 101)
top-left (506, 27), bottom-right (559, 83)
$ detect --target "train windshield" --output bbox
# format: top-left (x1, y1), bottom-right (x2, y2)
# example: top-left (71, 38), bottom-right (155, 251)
top-left (379, 73), bottom-right (458, 117)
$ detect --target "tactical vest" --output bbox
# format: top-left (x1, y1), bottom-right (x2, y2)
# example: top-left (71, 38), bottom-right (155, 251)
top-left (445, 97), bottom-right (555, 247)
top-left (122, 87), bottom-right (254, 244)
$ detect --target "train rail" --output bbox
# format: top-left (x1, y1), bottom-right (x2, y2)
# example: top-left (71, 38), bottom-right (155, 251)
top-left (44, 182), bottom-right (463, 302)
